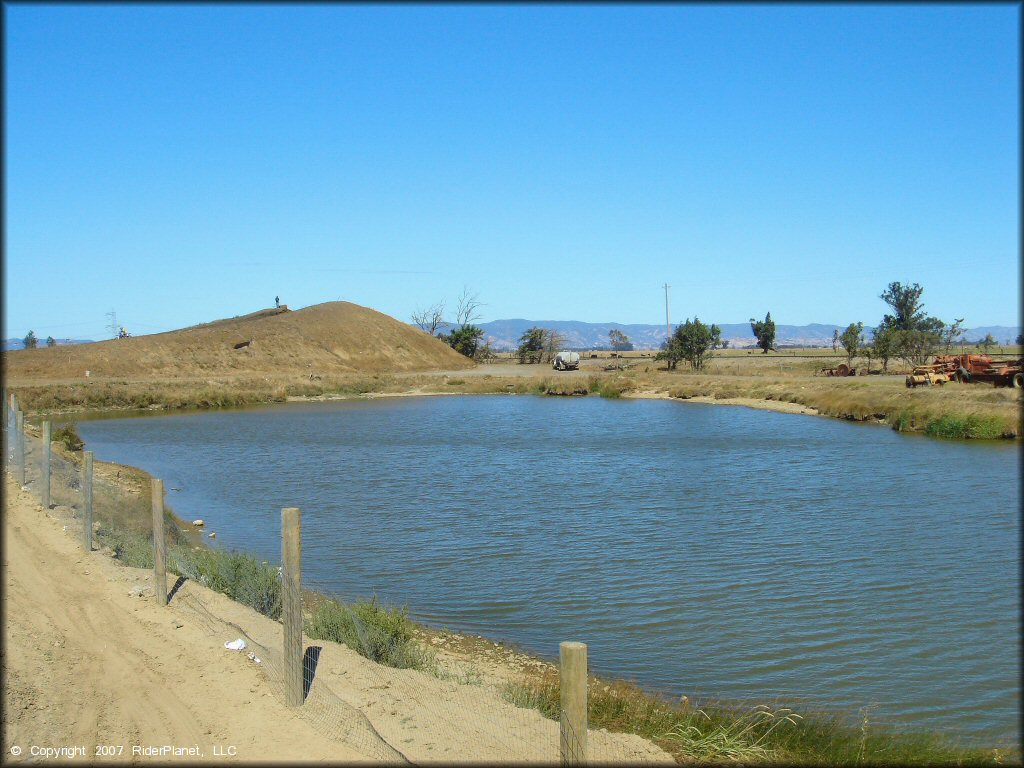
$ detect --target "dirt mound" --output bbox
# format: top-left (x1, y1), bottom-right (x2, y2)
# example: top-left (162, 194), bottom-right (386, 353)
top-left (4, 302), bottom-right (474, 380)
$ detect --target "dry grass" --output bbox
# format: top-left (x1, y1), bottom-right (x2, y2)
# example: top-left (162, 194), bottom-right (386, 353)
top-left (2, 301), bottom-right (473, 381)
top-left (6, 337), bottom-right (1020, 441)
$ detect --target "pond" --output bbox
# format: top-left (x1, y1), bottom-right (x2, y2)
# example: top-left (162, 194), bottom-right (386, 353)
top-left (76, 395), bottom-right (1020, 746)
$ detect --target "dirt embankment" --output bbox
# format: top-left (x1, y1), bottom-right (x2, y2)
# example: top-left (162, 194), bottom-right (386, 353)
top-left (2, 472), bottom-right (673, 764)
top-left (2, 302), bottom-right (474, 381)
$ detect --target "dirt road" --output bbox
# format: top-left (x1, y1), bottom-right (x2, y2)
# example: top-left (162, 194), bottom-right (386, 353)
top-left (2, 474), bottom-right (672, 764)
top-left (2, 475), bottom-right (375, 763)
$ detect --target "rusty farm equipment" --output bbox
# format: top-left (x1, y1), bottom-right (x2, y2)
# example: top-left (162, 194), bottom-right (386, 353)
top-left (818, 363), bottom-right (857, 377)
top-left (905, 364), bottom-right (952, 388)
top-left (951, 354), bottom-right (1023, 388)
top-left (906, 354), bottom-right (1023, 389)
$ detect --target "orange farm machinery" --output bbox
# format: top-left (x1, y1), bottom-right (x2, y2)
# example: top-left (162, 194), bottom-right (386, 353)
top-left (907, 354), bottom-right (1023, 389)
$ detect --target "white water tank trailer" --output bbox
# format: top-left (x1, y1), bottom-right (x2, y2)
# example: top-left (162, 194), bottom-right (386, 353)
top-left (553, 351), bottom-right (581, 371)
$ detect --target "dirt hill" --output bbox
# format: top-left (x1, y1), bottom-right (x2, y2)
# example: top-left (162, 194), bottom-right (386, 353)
top-left (3, 302), bottom-right (475, 380)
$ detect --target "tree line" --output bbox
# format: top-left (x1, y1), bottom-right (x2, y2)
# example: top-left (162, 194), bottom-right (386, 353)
top-left (20, 331), bottom-right (56, 349)
top-left (655, 282), bottom-right (1016, 373)
top-left (411, 281), bottom-right (1016, 367)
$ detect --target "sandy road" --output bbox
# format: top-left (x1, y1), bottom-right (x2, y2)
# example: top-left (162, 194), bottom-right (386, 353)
top-left (2, 475), bottom-right (372, 764)
top-left (2, 473), bottom-right (674, 765)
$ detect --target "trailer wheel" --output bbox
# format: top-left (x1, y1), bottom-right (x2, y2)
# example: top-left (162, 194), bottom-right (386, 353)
top-left (1013, 372), bottom-right (1023, 389)
top-left (905, 377), bottom-right (913, 388)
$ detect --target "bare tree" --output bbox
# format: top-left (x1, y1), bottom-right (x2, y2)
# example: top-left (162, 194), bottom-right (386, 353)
top-left (411, 302), bottom-right (447, 336)
top-left (942, 318), bottom-right (965, 352)
top-left (455, 287), bottom-right (483, 328)
top-left (542, 329), bottom-right (566, 364)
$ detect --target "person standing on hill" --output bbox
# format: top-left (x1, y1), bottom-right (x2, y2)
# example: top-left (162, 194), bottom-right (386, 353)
top-left (275, 295), bottom-right (280, 308)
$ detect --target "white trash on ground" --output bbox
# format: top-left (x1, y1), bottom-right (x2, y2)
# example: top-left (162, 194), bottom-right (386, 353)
top-left (224, 638), bottom-right (246, 651)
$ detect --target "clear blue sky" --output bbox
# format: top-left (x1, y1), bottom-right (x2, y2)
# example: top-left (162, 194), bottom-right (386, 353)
top-left (4, 3), bottom-right (1020, 341)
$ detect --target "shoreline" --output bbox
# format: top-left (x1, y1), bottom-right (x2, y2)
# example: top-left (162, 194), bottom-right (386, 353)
top-left (8, 368), bottom-right (1017, 441)
top-left (8, 421), bottom-right (1016, 761)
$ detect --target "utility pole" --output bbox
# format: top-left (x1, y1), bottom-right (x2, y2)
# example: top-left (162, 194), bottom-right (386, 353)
top-left (663, 283), bottom-right (671, 343)
top-left (105, 311), bottom-right (118, 339)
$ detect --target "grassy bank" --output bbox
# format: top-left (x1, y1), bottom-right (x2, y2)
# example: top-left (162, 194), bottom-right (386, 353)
top-left (92, 514), bottom-right (1012, 765)
top-left (503, 675), bottom-right (1013, 765)
top-left (660, 374), bottom-right (1021, 439)
top-left (7, 364), bottom-right (1019, 441)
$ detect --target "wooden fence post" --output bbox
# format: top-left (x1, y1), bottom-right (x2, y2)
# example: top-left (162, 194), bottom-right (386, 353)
top-left (83, 451), bottom-right (94, 552)
top-left (2, 385), bottom-right (8, 467)
top-left (41, 420), bottom-right (51, 509)
top-left (15, 411), bottom-right (25, 486)
top-left (282, 507), bottom-right (303, 706)
top-left (9, 393), bottom-right (19, 467)
top-left (152, 479), bottom-right (167, 605)
top-left (560, 641), bottom-right (588, 765)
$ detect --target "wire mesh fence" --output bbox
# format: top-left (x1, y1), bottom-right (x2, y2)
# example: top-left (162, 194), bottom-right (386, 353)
top-left (4, 415), bottom-right (673, 764)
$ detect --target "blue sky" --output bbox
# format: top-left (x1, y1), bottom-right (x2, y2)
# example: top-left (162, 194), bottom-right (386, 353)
top-left (4, 4), bottom-right (1020, 341)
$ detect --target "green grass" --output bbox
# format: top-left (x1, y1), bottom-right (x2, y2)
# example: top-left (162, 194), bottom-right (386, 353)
top-left (923, 413), bottom-right (1008, 440)
top-left (586, 375), bottom-right (629, 399)
top-left (93, 516), bottom-right (432, 671)
top-left (95, 521), bottom-right (154, 569)
top-left (304, 596), bottom-right (432, 670)
top-left (169, 547), bottom-right (283, 620)
top-left (502, 676), bottom-right (1010, 765)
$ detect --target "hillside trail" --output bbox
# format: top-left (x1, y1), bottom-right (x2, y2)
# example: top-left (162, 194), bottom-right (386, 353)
top-left (2, 474), bottom-right (673, 764)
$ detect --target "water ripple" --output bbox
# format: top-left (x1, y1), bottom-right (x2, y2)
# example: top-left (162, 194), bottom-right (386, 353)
top-left (77, 395), bottom-right (1021, 745)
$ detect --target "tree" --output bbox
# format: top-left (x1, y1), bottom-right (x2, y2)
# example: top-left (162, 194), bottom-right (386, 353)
top-left (454, 287), bottom-right (482, 328)
top-left (542, 329), bottom-right (566, 364)
top-left (411, 302), bottom-right (447, 336)
top-left (839, 322), bottom-right (864, 366)
top-left (438, 324), bottom-right (484, 358)
top-left (517, 327), bottom-right (546, 364)
top-left (46, 336), bottom-right (57, 347)
top-left (608, 329), bottom-right (633, 352)
top-left (433, 287), bottom-right (488, 359)
top-left (942, 318), bottom-right (965, 352)
top-left (876, 282), bottom-right (947, 366)
top-left (23, 331), bottom-right (37, 349)
top-left (657, 318), bottom-right (720, 371)
top-left (656, 338), bottom-right (681, 370)
top-left (514, 327), bottom-right (564, 364)
top-left (870, 325), bottom-right (898, 372)
top-left (678, 317), bottom-right (720, 370)
top-left (879, 282), bottom-right (927, 331)
top-left (976, 333), bottom-right (997, 354)
top-left (749, 312), bottom-right (776, 354)
top-left (831, 329), bottom-right (839, 352)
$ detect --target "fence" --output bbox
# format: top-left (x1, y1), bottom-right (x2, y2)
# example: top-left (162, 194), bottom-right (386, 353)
top-left (2, 397), bottom-right (670, 764)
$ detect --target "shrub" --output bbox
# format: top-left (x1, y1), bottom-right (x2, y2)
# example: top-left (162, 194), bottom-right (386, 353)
top-left (170, 548), bottom-right (282, 620)
top-left (52, 422), bottom-right (85, 452)
top-left (95, 522), bottom-right (153, 569)
top-left (304, 596), bottom-right (430, 670)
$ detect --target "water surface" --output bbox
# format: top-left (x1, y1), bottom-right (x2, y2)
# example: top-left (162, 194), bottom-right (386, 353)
top-left (77, 395), bottom-right (1020, 745)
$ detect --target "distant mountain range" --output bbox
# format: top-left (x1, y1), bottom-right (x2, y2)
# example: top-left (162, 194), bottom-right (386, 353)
top-left (7, 321), bottom-right (1021, 353)
top-left (471, 321), bottom-right (1023, 351)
